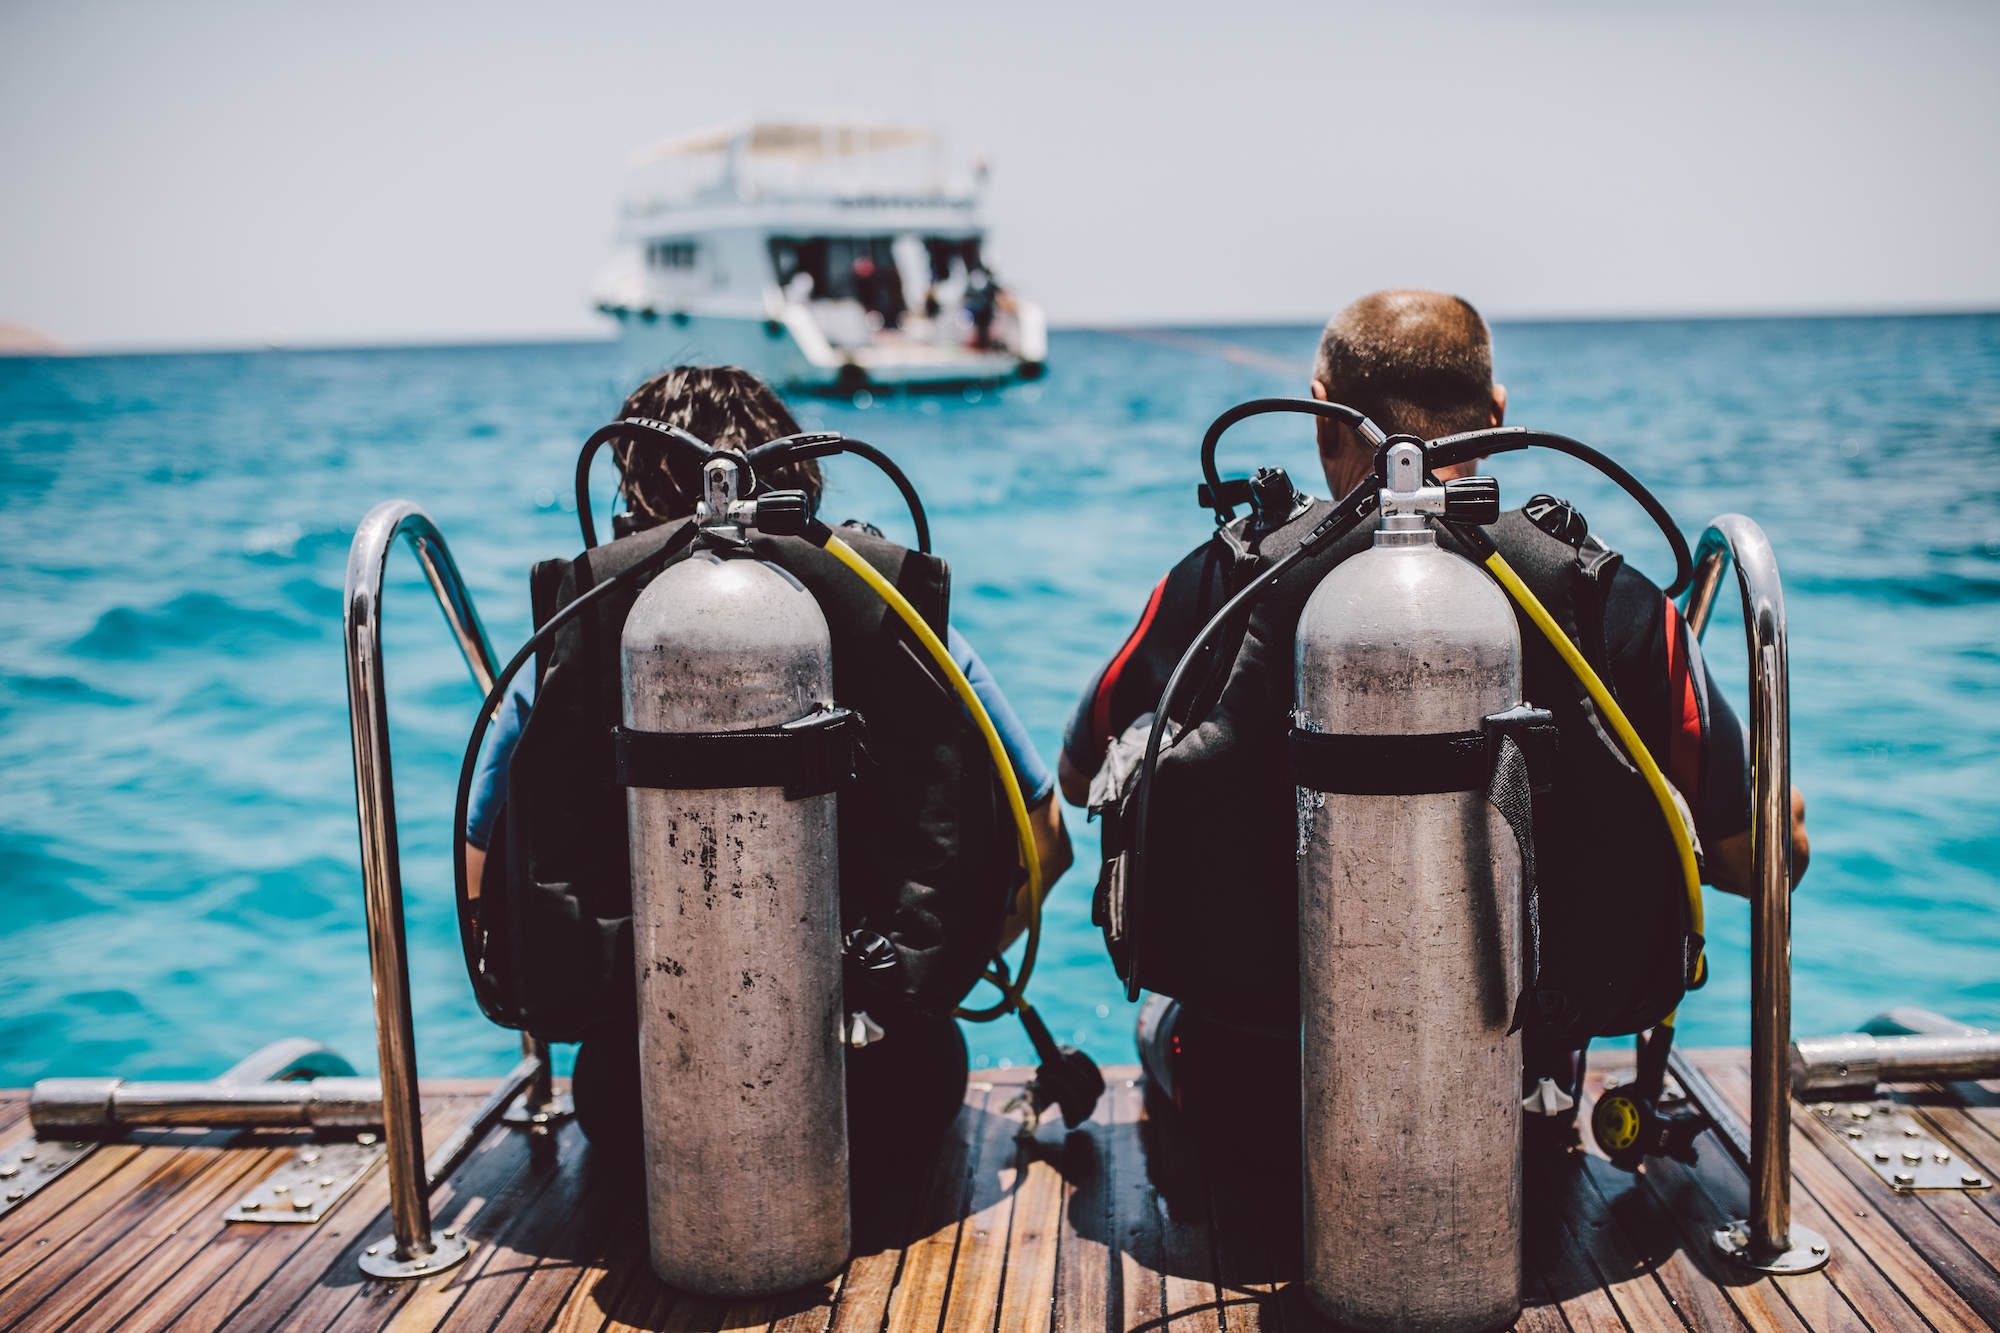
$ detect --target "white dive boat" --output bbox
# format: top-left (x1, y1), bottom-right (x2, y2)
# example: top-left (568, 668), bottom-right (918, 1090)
top-left (589, 116), bottom-right (1046, 394)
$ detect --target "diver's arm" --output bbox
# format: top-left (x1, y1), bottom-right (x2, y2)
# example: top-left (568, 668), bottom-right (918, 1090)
top-left (999, 792), bottom-right (1073, 951)
top-left (1706, 787), bottom-right (1810, 896)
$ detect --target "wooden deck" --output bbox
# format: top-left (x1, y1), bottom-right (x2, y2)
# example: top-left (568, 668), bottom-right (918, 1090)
top-left (1, 1050), bottom-right (1996, 1332)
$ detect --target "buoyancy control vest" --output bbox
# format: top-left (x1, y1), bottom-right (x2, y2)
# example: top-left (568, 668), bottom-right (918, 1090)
top-left (473, 518), bottom-right (1016, 1043)
top-left (1095, 502), bottom-right (1699, 1043)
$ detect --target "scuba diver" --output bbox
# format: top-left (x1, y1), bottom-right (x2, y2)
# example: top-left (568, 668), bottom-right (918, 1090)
top-left (459, 365), bottom-right (1072, 1178)
top-left (1058, 289), bottom-right (1812, 1178)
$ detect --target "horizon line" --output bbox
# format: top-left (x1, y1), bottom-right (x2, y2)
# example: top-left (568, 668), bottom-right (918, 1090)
top-left (6, 304), bottom-right (1997, 361)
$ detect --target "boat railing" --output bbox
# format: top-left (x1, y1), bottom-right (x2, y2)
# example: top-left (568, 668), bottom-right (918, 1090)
top-left (1675, 513), bottom-right (1828, 1272)
top-left (342, 499), bottom-right (562, 1279)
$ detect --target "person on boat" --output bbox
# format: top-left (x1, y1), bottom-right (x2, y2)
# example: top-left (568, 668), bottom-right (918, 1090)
top-left (1058, 289), bottom-right (1811, 1172)
top-left (463, 364), bottom-right (1071, 1173)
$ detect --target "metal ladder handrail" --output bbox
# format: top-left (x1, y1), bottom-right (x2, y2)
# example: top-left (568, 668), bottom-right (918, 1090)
top-left (342, 499), bottom-right (557, 1277)
top-left (1679, 513), bottom-right (1827, 1271)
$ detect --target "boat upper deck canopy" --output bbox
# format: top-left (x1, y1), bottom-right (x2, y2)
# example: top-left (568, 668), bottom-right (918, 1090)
top-left (633, 117), bottom-right (935, 166)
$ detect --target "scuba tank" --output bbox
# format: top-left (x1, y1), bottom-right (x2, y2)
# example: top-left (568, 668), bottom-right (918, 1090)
top-left (618, 457), bottom-right (849, 1295)
top-left (1291, 442), bottom-right (1524, 1332)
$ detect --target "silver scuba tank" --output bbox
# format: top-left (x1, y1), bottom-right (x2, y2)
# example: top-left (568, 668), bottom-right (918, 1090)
top-left (1293, 442), bottom-right (1523, 1332)
top-left (620, 459), bottom-right (849, 1296)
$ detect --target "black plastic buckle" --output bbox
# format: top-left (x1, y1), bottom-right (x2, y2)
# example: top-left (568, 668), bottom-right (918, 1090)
top-left (1198, 478), bottom-right (1253, 516)
top-left (1484, 703), bottom-right (1559, 795)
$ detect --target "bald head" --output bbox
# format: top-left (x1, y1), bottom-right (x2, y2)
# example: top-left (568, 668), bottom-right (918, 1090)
top-left (1313, 289), bottom-right (1495, 440)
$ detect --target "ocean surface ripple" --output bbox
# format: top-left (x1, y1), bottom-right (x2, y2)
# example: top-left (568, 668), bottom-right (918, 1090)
top-left (2, 316), bottom-right (1995, 1081)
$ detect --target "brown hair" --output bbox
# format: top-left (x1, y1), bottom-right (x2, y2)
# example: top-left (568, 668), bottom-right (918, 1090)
top-left (1313, 290), bottom-right (1495, 439)
top-left (610, 365), bottom-right (825, 528)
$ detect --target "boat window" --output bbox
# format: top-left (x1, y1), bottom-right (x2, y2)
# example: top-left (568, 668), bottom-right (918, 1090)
top-left (769, 237), bottom-right (905, 321)
top-left (648, 241), bottom-right (698, 270)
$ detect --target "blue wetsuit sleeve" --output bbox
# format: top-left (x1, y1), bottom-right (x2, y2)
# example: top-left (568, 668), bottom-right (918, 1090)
top-left (465, 674), bottom-right (535, 850)
top-left (948, 625), bottom-right (1055, 804)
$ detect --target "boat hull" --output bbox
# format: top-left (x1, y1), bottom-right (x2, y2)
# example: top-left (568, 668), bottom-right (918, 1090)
top-left (610, 309), bottom-right (1042, 394)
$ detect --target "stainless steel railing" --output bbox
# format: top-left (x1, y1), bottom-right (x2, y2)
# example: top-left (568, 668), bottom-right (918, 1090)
top-left (342, 499), bottom-right (561, 1279)
top-left (1679, 513), bottom-right (1828, 1273)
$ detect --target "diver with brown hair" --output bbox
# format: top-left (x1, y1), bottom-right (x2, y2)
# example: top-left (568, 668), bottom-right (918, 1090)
top-left (461, 365), bottom-right (1070, 1171)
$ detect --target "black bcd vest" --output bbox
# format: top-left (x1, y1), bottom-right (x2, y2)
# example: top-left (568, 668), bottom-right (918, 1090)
top-left (471, 520), bottom-right (1016, 1043)
top-left (1098, 503), bottom-right (1700, 1043)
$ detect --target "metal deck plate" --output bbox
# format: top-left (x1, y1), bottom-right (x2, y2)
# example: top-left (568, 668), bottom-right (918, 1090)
top-left (1810, 1100), bottom-right (1992, 1191)
top-left (224, 1135), bottom-right (386, 1223)
top-left (0, 1137), bottom-right (100, 1217)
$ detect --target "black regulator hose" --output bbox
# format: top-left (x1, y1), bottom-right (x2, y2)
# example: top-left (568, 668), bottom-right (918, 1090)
top-left (575, 419), bottom-right (720, 550)
top-left (575, 423), bottom-right (934, 556)
top-left (747, 432), bottom-right (932, 555)
top-left (452, 518), bottom-right (702, 1021)
top-left (1199, 397), bottom-right (1387, 523)
top-left (1423, 426), bottom-right (1693, 596)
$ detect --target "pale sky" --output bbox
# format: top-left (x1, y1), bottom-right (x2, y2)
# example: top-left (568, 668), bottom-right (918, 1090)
top-left (3, 0), bottom-right (1995, 350)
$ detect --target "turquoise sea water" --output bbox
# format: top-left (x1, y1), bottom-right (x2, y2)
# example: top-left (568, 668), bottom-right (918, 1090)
top-left (2, 316), bottom-right (1997, 1084)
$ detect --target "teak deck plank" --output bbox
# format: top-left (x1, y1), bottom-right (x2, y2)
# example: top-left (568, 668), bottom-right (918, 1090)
top-left (1052, 1087), bottom-right (1113, 1333)
top-left (875, 1084), bottom-right (986, 1333)
top-left (4, 1052), bottom-right (2000, 1333)
top-left (935, 1086), bottom-right (1020, 1333)
top-left (1702, 1060), bottom-right (1997, 1333)
top-left (994, 1129), bottom-right (1067, 1333)
top-left (0, 1133), bottom-right (273, 1333)
top-left (164, 1093), bottom-right (483, 1333)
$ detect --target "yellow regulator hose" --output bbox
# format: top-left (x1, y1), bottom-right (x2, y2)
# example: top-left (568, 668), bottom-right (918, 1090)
top-left (1482, 551), bottom-right (1707, 988)
top-left (821, 535), bottom-right (1044, 1022)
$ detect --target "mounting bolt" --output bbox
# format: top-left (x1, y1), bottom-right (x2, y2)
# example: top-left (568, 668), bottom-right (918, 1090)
top-left (273, 1184), bottom-right (289, 1194)
top-left (1934, 1152), bottom-right (1951, 1164)
top-left (0, 1164), bottom-right (16, 1178)
top-left (1811, 1243), bottom-right (1828, 1255)
top-left (443, 1229), bottom-right (458, 1240)
top-left (1902, 1151), bottom-right (1922, 1164)
top-left (302, 1152), bottom-right (320, 1163)
top-left (242, 1200), bottom-right (261, 1211)
top-left (366, 1245), bottom-right (380, 1256)
top-left (357, 1133), bottom-right (379, 1146)
top-left (19, 1149), bottom-right (35, 1161)
top-left (292, 1198), bottom-right (313, 1212)
top-left (1965, 1175), bottom-right (1987, 1188)
top-left (1894, 1173), bottom-right (1916, 1186)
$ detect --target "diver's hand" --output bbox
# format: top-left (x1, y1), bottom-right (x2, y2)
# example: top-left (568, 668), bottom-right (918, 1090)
top-left (1707, 787), bottom-right (1810, 897)
top-left (998, 793), bottom-right (1072, 951)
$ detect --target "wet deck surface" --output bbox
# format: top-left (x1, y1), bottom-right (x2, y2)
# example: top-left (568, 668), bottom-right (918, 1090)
top-left (1, 1050), bottom-right (1997, 1332)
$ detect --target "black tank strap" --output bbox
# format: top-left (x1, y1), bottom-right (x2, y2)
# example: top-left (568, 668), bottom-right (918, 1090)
top-left (612, 707), bottom-right (865, 800)
top-left (1287, 705), bottom-right (1560, 1034)
top-left (1286, 705), bottom-right (1558, 796)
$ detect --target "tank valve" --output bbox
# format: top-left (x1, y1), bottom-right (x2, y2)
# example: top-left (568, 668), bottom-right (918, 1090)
top-left (1376, 439), bottom-right (1500, 528)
